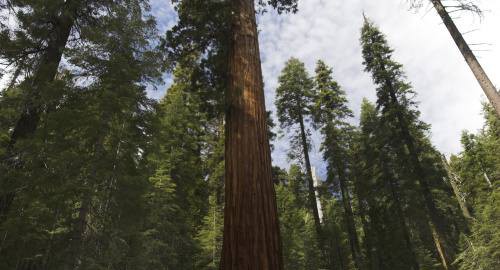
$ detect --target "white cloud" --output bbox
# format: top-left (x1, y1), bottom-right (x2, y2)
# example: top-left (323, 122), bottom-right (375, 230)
top-left (258, 0), bottom-right (499, 174)
top-left (145, 0), bottom-right (499, 177)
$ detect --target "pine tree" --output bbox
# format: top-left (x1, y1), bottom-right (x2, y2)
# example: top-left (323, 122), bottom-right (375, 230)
top-left (361, 17), bottom-right (461, 269)
top-left (312, 60), bottom-right (364, 269)
top-left (353, 99), bottom-right (422, 270)
top-left (0, 0), bottom-right (162, 227)
top-left (0, 1), bottom-right (163, 268)
top-left (196, 118), bottom-right (225, 270)
top-left (451, 105), bottom-right (499, 269)
top-left (275, 165), bottom-right (322, 270)
top-left (275, 58), bottom-right (322, 239)
top-left (144, 66), bottom-right (209, 269)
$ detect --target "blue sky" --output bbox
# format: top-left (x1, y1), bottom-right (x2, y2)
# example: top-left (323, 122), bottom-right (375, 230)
top-left (149, 0), bottom-right (500, 177)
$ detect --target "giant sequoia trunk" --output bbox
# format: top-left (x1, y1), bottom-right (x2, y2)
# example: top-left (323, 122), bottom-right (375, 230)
top-left (431, 0), bottom-right (500, 117)
top-left (0, 0), bottom-right (79, 224)
top-left (337, 167), bottom-right (363, 270)
top-left (298, 113), bottom-right (322, 237)
top-left (221, 0), bottom-right (283, 269)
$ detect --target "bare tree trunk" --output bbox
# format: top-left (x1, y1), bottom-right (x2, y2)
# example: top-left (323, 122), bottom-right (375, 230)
top-left (440, 155), bottom-right (473, 220)
top-left (298, 113), bottom-right (322, 238)
top-left (431, 0), bottom-right (500, 117)
top-left (337, 167), bottom-right (363, 270)
top-left (221, 0), bottom-right (283, 268)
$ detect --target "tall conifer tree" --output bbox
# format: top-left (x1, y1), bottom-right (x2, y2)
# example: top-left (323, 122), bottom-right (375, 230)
top-left (275, 58), bottom-right (322, 239)
top-left (313, 60), bottom-right (363, 269)
top-left (361, 17), bottom-right (458, 269)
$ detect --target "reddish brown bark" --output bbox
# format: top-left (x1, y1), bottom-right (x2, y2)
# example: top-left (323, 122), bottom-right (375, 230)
top-left (221, 0), bottom-right (283, 269)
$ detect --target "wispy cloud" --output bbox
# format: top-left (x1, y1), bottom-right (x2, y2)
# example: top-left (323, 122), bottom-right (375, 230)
top-left (257, 0), bottom-right (499, 175)
top-left (149, 0), bottom-right (500, 177)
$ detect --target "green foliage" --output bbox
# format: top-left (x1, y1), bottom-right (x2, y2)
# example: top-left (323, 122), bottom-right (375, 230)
top-left (276, 58), bottom-right (315, 129)
top-left (358, 18), bottom-right (466, 269)
top-left (1, 2), bottom-right (497, 270)
top-left (452, 105), bottom-right (500, 270)
top-left (276, 166), bottom-right (321, 270)
top-left (0, 1), bottom-right (163, 268)
top-left (275, 57), bottom-right (315, 162)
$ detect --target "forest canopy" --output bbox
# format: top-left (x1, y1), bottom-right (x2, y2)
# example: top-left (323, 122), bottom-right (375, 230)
top-left (0, 0), bottom-right (498, 269)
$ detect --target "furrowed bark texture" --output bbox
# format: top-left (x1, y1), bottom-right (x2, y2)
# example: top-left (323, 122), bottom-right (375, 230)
top-left (221, 0), bottom-right (283, 269)
top-left (431, 0), bottom-right (500, 117)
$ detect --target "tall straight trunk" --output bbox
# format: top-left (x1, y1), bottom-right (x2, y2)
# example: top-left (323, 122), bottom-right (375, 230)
top-left (385, 78), bottom-right (455, 269)
top-left (298, 113), bottom-right (322, 237)
top-left (337, 167), bottom-right (363, 270)
top-left (431, 0), bottom-right (500, 117)
top-left (0, 0), bottom-right (79, 224)
top-left (440, 155), bottom-right (473, 220)
top-left (221, 0), bottom-right (282, 269)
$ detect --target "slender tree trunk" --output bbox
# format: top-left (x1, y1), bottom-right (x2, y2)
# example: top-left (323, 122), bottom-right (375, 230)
top-left (440, 155), bottom-right (473, 220)
top-left (0, 0), bottom-right (79, 224)
top-left (431, 0), bottom-right (500, 117)
top-left (337, 167), bottom-right (363, 270)
top-left (221, 0), bottom-right (283, 268)
top-left (385, 78), bottom-right (455, 269)
top-left (298, 113), bottom-right (322, 237)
